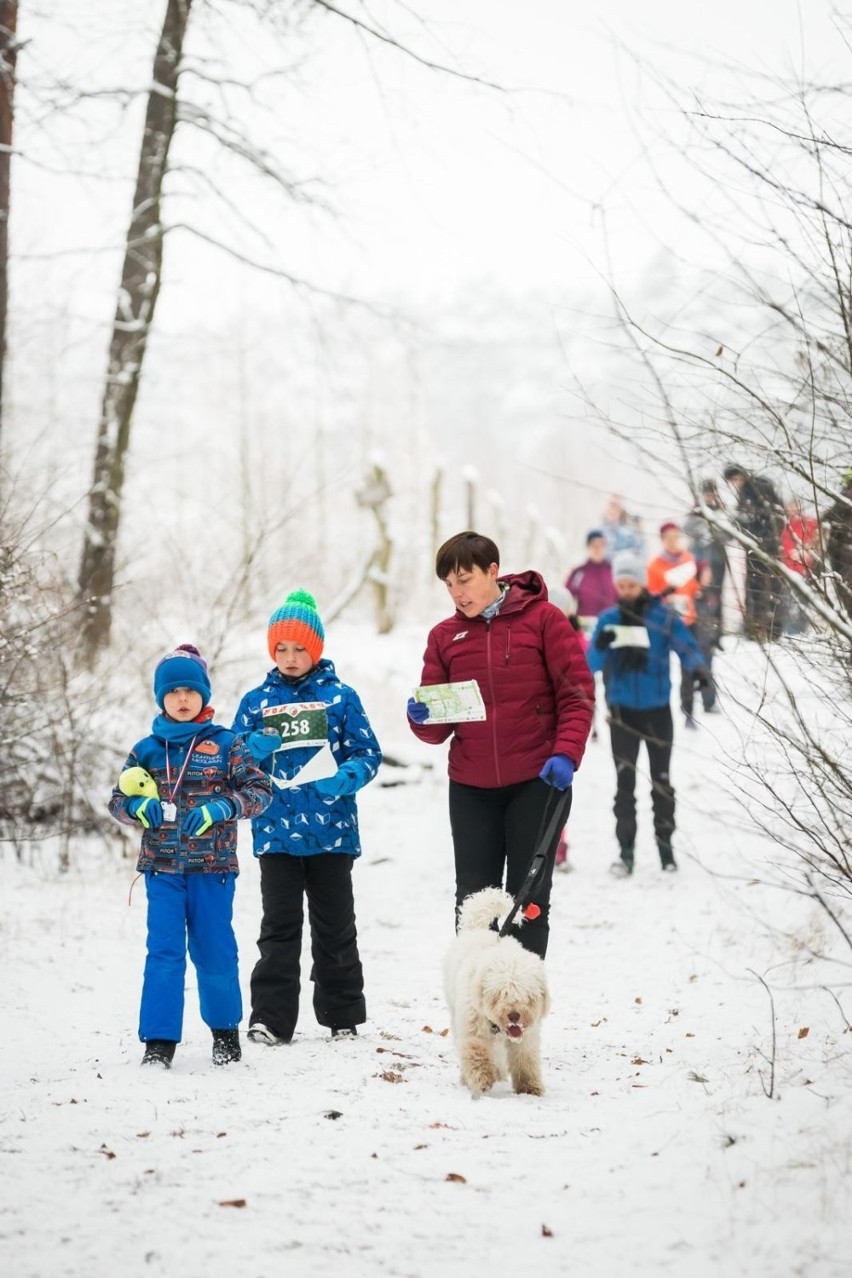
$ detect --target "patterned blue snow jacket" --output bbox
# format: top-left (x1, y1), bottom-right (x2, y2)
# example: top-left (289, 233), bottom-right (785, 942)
top-left (108, 722), bottom-right (272, 875)
top-left (231, 659), bottom-right (382, 858)
top-left (588, 595), bottom-right (704, 710)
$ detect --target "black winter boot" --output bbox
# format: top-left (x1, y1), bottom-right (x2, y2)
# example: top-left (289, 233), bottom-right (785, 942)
top-left (610, 844), bottom-right (634, 878)
top-left (659, 844), bottom-right (678, 872)
top-left (212, 1028), bottom-right (241, 1066)
top-left (141, 1040), bottom-right (176, 1068)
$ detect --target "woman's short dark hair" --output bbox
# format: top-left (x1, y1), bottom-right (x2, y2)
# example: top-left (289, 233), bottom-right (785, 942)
top-left (435, 531), bottom-right (500, 581)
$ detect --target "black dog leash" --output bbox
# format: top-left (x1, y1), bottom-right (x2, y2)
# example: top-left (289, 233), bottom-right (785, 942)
top-left (498, 785), bottom-right (573, 937)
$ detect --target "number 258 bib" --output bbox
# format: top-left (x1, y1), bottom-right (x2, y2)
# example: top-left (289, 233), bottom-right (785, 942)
top-left (262, 701), bottom-right (328, 749)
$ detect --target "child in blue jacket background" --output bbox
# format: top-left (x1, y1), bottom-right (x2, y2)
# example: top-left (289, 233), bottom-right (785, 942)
top-left (588, 553), bottom-right (708, 878)
top-left (232, 590), bottom-right (382, 1046)
top-left (109, 644), bottom-right (272, 1069)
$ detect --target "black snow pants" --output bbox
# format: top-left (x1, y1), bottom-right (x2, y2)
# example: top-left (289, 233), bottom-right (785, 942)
top-left (609, 704), bottom-right (675, 852)
top-left (249, 852), bottom-right (366, 1040)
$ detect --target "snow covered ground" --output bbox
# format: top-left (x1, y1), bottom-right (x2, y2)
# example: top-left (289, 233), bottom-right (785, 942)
top-left (2, 625), bottom-right (851, 1278)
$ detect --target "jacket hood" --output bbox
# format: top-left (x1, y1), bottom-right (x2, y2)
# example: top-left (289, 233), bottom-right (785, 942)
top-left (498, 570), bottom-right (548, 614)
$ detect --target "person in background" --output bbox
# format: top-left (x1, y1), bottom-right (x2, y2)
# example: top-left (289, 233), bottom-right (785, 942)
top-left (548, 584), bottom-right (591, 872)
top-left (108, 644), bottom-right (272, 1069)
top-left (588, 551), bottom-right (708, 878)
top-left (233, 589), bottom-right (382, 1046)
top-left (780, 497), bottom-right (819, 634)
top-left (683, 479), bottom-right (728, 598)
top-left (692, 562), bottom-right (722, 713)
top-left (565, 530), bottom-right (617, 635)
top-left (823, 468), bottom-right (852, 620)
top-left (723, 465), bottom-right (785, 641)
top-left (407, 531), bottom-right (594, 958)
top-left (646, 522), bottom-right (701, 727)
top-left (601, 493), bottom-right (645, 561)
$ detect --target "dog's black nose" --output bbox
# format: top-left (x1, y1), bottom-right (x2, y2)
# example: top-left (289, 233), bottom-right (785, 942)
top-left (508, 1012), bottom-right (520, 1023)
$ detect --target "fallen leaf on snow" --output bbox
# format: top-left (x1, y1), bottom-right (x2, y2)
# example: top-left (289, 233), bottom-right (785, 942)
top-left (541, 1224), bottom-right (553, 1237)
top-left (218, 1199), bottom-right (246, 1209)
top-left (797, 1026), bottom-right (810, 1039)
top-left (99, 1145), bottom-right (116, 1160)
top-left (324, 1110), bottom-right (343, 1120)
top-left (445, 1173), bottom-right (467, 1183)
top-left (631, 1057), bottom-right (649, 1065)
top-left (634, 997), bottom-right (643, 1004)
top-left (378, 1070), bottom-right (405, 1083)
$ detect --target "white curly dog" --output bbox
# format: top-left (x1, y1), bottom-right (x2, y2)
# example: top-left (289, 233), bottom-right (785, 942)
top-left (443, 886), bottom-right (551, 1097)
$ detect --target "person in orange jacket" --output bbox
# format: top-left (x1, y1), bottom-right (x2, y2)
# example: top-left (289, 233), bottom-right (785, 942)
top-left (647, 522), bottom-right (703, 726)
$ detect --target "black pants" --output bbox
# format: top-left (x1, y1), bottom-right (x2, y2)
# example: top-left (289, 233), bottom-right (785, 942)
top-left (609, 705), bottom-right (675, 852)
top-left (745, 556), bottom-right (783, 641)
top-left (448, 778), bottom-right (571, 959)
top-left (680, 632), bottom-right (716, 715)
top-left (250, 853), bottom-right (366, 1039)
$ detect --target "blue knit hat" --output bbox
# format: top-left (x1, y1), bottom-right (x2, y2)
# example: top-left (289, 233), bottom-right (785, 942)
top-left (153, 643), bottom-right (211, 709)
top-left (267, 589), bottom-right (325, 663)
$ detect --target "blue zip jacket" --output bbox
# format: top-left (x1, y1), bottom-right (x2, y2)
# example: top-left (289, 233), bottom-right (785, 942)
top-left (588, 595), bottom-right (704, 710)
top-left (231, 659), bottom-right (381, 858)
top-left (108, 722), bottom-right (272, 874)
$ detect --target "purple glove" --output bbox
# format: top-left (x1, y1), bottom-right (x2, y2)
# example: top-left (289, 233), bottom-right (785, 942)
top-left (407, 697), bottom-right (430, 724)
top-left (539, 755), bottom-right (575, 790)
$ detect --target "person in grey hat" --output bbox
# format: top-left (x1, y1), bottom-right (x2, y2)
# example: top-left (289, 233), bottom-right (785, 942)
top-left (588, 550), bottom-right (708, 877)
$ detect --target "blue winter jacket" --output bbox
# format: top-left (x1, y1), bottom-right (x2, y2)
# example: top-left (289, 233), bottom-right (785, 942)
top-left (108, 722), bottom-right (272, 874)
top-left (231, 660), bottom-right (382, 858)
top-left (588, 596), bottom-right (704, 710)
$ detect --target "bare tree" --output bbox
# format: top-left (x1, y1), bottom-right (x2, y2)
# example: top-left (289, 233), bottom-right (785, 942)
top-left (76, 0), bottom-right (193, 663)
top-left (583, 51), bottom-right (852, 959)
top-left (0, 1), bottom-right (19, 442)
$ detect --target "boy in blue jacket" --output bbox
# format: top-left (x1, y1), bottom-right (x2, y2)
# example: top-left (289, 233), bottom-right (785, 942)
top-left (232, 590), bottom-right (382, 1045)
top-left (588, 553), bottom-right (708, 877)
top-left (109, 644), bottom-right (272, 1068)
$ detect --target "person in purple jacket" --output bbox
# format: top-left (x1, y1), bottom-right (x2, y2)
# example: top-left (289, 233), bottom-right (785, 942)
top-left (565, 530), bottom-right (618, 634)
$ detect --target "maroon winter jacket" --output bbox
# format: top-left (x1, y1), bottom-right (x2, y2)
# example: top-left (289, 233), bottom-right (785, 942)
top-left (409, 571), bottom-right (595, 788)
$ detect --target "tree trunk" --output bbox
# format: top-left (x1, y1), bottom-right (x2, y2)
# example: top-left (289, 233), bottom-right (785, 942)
top-left (77, 0), bottom-right (193, 663)
top-left (0, 2), bottom-right (19, 446)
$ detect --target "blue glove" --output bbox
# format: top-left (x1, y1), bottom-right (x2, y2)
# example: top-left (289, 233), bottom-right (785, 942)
top-left (182, 798), bottom-right (236, 838)
top-left (407, 697), bottom-right (430, 724)
top-left (539, 755), bottom-right (575, 790)
top-left (314, 765), bottom-right (359, 798)
top-left (246, 729), bottom-right (282, 761)
top-left (127, 795), bottom-right (164, 830)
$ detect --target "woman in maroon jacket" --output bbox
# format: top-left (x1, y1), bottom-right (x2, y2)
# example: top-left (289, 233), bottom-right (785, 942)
top-left (407, 531), bottom-right (595, 958)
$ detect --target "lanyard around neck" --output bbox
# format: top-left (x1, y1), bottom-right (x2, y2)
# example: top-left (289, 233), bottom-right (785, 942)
top-left (164, 736), bottom-right (199, 802)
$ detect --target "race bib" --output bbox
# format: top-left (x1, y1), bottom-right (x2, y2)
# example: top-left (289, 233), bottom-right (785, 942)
top-left (262, 701), bottom-right (329, 749)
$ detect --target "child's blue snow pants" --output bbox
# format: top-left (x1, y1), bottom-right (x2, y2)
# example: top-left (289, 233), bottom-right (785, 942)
top-left (139, 871), bottom-right (241, 1042)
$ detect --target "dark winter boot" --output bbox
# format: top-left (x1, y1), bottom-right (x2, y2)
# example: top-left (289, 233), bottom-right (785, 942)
top-left (141, 1039), bottom-right (176, 1069)
top-left (330, 1026), bottom-right (358, 1040)
top-left (212, 1028), bottom-right (241, 1066)
top-left (659, 844), bottom-right (678, 872)
top-left (610, 845), bottom-right (634, 878)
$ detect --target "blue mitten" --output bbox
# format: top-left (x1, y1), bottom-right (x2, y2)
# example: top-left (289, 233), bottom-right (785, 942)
top-left (539, 755), bottom-right (575, 791)
top-left (407, 697), bottom-right (430, 724)
top-left (314, 765), bottom-right (359, 798)
top-left (127, 795), bottom-right (164, 830)
top-left (246, 729), bottom-right (282, 761)
top-left (182, 798), bottom-right (236, 838)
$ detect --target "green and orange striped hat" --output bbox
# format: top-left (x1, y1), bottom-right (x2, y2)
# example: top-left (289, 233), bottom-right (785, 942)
top-left (267, 589), bottom-right (325, 664)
